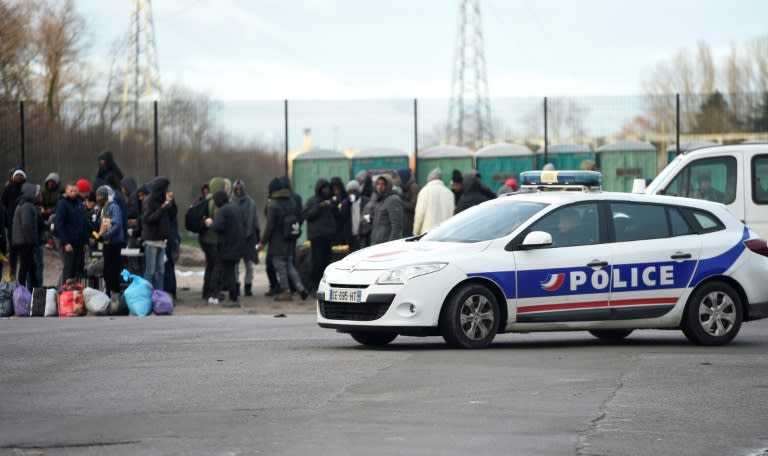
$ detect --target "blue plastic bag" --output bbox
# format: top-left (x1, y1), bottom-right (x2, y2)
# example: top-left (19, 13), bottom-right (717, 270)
top-left (13, 283), bottom-right (31, 317)
top-left (121, 269), bottom-right (153, 317)
top-left (151, 289), bottom-right (173, 316)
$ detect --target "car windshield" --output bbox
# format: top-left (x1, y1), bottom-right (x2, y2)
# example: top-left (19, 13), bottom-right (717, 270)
top-left (421, 200), bottom-right (548, 243)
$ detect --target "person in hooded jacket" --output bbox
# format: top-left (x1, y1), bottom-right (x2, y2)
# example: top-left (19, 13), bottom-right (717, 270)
top-left (369, 174), bottom-right (403, 245)
top-left (329, 176), bottom-right (348, 245)
top-left (96, 149), bottom-right (124, 191)
top-left (454, 170), bottom-right (493, 215)
top-left (231, 179), bottom-right (260, 296)
top-left (395, 168), bottom-right (419, 238)
top-left (55, 181), bottom-right (90, 281)
top-left (120, 176), bottom-right (142, 248)
top-left (199, 177), bottom-right (231, 303)
top-left (204, 190), bottom-right (245, 306)
top-left (338, 180), bottom-right (369, 252)
top-left (302, 178), bottom-right (337, 291)
top-left (142, 176), bottom-right (177, 290)
top-left (2, 168), bottom-right (27, 275)
top-left (258, 177), bottom-right (308, 301)
top-left (39, 172), bottom-right (62, 230)
top-left (12, 183), bottom-right (40, 290)
top-left (94, 185), bottom-right (125, 296)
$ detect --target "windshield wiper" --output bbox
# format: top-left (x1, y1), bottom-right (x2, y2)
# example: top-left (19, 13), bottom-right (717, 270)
top-left (405, 233), bottom-right (427, 242)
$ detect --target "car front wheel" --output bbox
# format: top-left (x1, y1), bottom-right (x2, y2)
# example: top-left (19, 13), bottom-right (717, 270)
top-left (681, 281), bottom-right (742, 346)
top-left (349, 331), bottom-right (397, 346)
top-left (441, 284), bottom-right (500, 349)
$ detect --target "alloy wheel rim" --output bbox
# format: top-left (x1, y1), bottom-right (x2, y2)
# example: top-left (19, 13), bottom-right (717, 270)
top-left (698, 291), bottom-right (736, 337)
top-left (459, 294), bottom-right (495, 340)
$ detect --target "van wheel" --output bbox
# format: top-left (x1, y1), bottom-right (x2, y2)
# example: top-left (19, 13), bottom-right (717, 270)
top-left (681, 281), bottom-right (742, 346)
top-left (588, 329), bottom-right (633, 341)
top-left (440, 284), bottom-right (499, 349)
top-left (349, 331), bottom-right (397, 346)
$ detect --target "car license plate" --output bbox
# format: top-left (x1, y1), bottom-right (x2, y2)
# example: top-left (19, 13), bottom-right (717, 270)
top-left (329, 288), bottom-right (362, 303)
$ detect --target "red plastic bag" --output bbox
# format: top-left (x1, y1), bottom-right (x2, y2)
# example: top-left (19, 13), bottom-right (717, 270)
top-left (58, 280), bottom-right (85, 318)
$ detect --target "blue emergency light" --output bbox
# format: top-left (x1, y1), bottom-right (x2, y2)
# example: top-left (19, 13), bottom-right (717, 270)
top-left (520, 170), bottom-right (602, 190)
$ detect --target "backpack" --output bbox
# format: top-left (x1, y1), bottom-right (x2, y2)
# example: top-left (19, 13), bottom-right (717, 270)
top-left (184, 198), bottom-right (209, 233)
top-left (280, 199), bottom-right (301, 240)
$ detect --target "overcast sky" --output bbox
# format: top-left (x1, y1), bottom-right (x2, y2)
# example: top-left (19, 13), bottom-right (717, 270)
top-left (78, 0), bottom-right (768, 100)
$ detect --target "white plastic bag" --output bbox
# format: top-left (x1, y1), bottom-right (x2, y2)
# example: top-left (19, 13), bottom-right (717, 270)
top-left (44, 288), bottom-right (58, 317)
top-left (83, 287), bottom-right (110, 316)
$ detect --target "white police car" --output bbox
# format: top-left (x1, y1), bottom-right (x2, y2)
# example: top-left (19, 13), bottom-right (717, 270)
top-left (317, 171), bottom-right (768, 348)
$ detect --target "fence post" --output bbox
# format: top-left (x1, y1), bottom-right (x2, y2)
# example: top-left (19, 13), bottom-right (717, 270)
top-left (543, 96), bottom-right (548, 167)
top-left (19, 101), bottom-right (26, 170)
top-left (413, 98), bottom-right (418, 179)
top-left (284, 99), bottom-right (289, 178)
top-left (675, 93), bottom-right (680, 155)
top-left (153, 100), bottom-right (159, 177)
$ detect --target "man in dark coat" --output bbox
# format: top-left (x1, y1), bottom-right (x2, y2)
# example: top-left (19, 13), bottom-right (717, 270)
top-left (55, 182), bottom-right (90, 281)
top-left (302, 178), bottom-right (337, 292)
top-left (396, 168), bottom-right (419, 238)
top-left (11, 183), bottom-right (40, 290)
top-left (231, 179), bottom-right (260, 296)
top-left (338, 180), bottom-right (369, 252)
top-left (369, 174), bottom-right (403, 245)
top-left (205, 190), bottom-right (245, 306)
top-left (2, 168), bottom-right (27, 275)
top-left (96, 149), bottom-right (124, 190)
top-left (142, 177), bottom-right (177, 290)
top-left (258, 178), bottom-right (307, 301)
top-left (454, 170), bottom-right (493, 215)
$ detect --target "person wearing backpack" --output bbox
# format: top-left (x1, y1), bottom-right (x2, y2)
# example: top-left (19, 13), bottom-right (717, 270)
top-left (204, 190), bottom-right (245, 306)
top-left (258, 177), bottom-right (308, 302)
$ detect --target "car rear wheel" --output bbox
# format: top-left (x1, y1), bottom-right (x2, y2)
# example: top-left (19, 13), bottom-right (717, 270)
top-left (588, 329), bottom-right (633, 341)
top-left (441, 284), bottom-right (500, 349)
top-left (349, 331), bottom-right (397, 346)
top-left (681, 281), bottom-right (742, 346)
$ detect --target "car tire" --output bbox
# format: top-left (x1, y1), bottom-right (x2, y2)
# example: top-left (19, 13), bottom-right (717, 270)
top-left (681, 281), bottom-right (742, 346)
top-left (588, 329), bottom-right (633, 341)
top-left (440, 284), bottom-right (500, 349)
top-left (349, 331), bottom-right (398, 346)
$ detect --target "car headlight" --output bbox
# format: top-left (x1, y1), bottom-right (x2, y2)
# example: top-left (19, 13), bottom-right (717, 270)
top-left (376, 263), bottom-right (448, 285)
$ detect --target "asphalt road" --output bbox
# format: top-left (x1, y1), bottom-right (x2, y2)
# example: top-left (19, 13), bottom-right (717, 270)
top-left (1, 315), bottom-right (767, 456)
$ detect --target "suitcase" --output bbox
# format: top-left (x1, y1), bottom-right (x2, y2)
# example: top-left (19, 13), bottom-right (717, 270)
top-left (30, 287), bottom-right (46, 316)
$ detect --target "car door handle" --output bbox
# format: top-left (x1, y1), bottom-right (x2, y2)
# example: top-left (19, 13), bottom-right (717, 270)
top-left (587, 260), bottom-right (608, 268)
top-left (670, 252), bottom-right (692, 260)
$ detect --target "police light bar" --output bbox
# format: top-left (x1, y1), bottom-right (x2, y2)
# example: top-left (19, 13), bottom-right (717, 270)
top-left (520, 170), bottom-right (602, 191)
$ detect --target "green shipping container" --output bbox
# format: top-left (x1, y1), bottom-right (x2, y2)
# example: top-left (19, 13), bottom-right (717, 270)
top-left (536, 143), bottom-right (594, 170)
top-left (666, 141), bottom-right (717, 163)
top-left (292, 149), bottom-right (349, 243)
top-left (416, 145), bottom-right (474, 187)
top-left (596, 141), bottom-right (657, 192)
top-left (475, 144), bottom-right (535, 192)
top-left (351, 148), bottom-right (409, 178)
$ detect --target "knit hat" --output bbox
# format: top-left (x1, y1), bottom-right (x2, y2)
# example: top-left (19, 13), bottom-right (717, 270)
top-left (76, 178), bottom-right (92, 193)
top-left (346, 180), bottom-right (361, 192)
top-left (505, 178), bottom-right (518, 191)
top-left (451, 169), bottom-right (463, 184)
top-left (12, 169), bottom-right (27, 180)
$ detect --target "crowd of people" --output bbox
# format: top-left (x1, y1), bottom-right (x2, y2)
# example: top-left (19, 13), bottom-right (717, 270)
top-left (1, 150), bottom-right (520, 308)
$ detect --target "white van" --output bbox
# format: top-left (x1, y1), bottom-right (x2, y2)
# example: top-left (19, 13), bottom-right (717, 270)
top-left (646, 143), bottom-right (768, 237)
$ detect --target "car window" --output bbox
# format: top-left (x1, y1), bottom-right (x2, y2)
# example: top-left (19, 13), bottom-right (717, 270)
top-left (668, 207), bottom-right (693, 236)
top-left (422, 201), bottom-right (547, 243)
top-left (665, 156), bottom-right (737, 204)
top-left (690, 210), bottom-right (724, 232)
top-left (527, 202), bottom-right (600, 248)
top-left (752, 155), bottom-right (768, 204)
top-left (610, 203), bottom-right (669, 242)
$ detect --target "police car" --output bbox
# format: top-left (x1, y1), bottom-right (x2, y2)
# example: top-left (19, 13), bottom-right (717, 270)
top-left (317, 171), bottom-right (768, 348)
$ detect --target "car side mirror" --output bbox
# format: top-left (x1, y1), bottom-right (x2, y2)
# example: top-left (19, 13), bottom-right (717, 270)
top-left (518, 231), bottom-right (552, 250)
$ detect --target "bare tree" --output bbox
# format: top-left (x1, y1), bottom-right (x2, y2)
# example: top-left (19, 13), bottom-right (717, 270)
top-left (34, 0), bottom-right (89, 120)
top-left (0, 0), bottom-right (35, 101)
